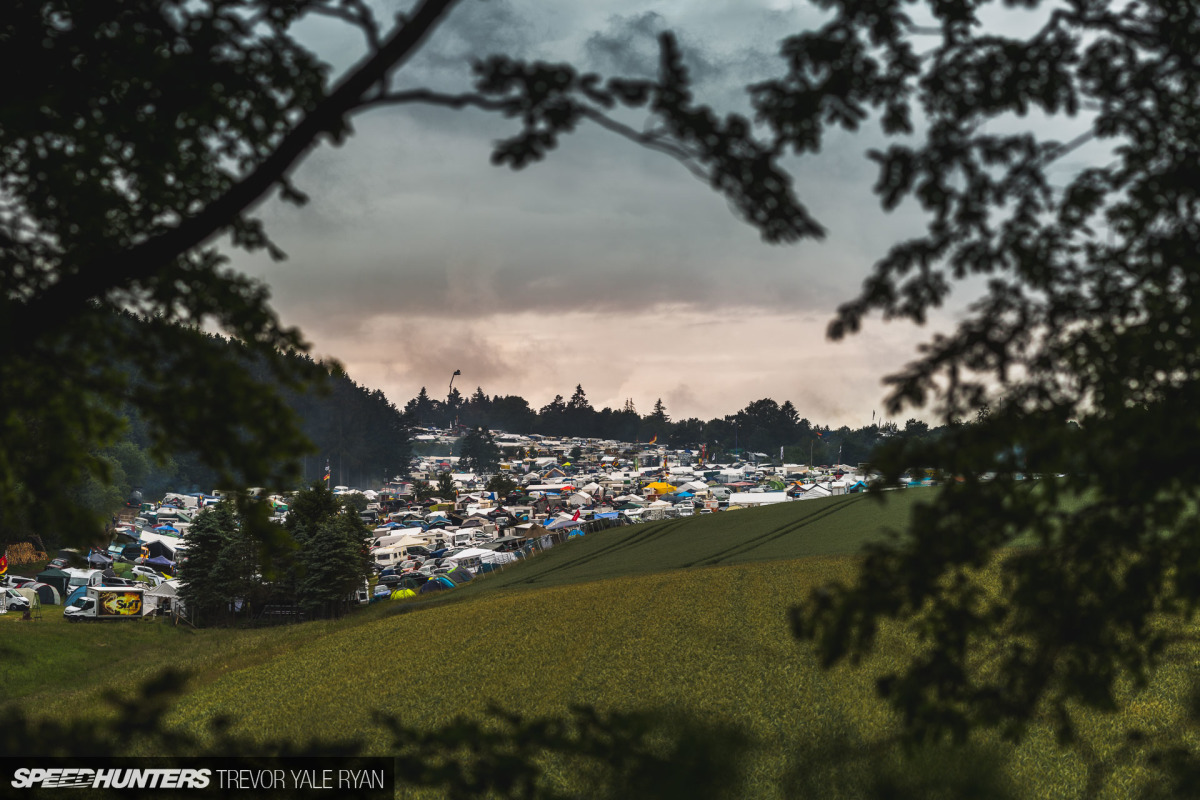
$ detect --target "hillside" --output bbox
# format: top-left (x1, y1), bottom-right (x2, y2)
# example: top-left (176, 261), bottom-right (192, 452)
top-left (451, 490), bottom-right (919, 597)
top-left (6, 490), bottom-right (1188, 799)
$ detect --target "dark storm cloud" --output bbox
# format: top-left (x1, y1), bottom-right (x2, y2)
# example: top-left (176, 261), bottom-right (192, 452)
top-left (226, 1), bottom-right (977, 425)
top-left (405, 0), bottom-right (536, 74)
top-left (583, 11), bottom-right (722, 85)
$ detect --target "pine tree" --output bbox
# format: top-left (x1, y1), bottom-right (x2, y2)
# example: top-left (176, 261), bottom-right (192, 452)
top-left (177, 502), bottom-right (237, 627)
top-left (297, 514), bottom-right (368, 619)
top-left (459, 427), bottom-right (501, 474)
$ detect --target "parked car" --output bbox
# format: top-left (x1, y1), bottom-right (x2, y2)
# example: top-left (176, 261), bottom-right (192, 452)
top-left (100, 576), bottom-right (137, 587)
top-left (129, 566), bottom-right (164, 585)
top-left (46, 558), bottom-right (69, 570)
top-left (1, 587), bottom-right (30, 612)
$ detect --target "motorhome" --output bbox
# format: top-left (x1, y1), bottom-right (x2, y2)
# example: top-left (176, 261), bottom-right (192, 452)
top-left (63, 568), bottom-right (103, 594)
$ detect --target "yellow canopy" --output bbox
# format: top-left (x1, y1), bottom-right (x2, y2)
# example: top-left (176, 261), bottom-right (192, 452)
top-left (647, 482), bottom-right (677, 493)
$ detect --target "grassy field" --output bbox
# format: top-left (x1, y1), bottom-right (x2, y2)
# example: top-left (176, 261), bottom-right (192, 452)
top-left (4, 490), bottom-right (1198, 798)
top-left (449, 490), bottom-right (917, 597)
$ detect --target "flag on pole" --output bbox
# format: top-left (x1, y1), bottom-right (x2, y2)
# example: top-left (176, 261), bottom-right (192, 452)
top-left (324, 460), bottom-right (331, 486)
top-left (571, 509), bottom-right (580, 522)
top-left (780, 445), bottom-right (784, 460)
top-left (0, 554), bottom-right (7, 576)
top-left (647, 434), bottom-right (657, 445)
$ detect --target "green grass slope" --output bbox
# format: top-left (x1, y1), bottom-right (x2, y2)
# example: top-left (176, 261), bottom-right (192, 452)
top-left (452, 490), bottom-right (920, 597)
top-left (6, 487), bottom-right (1194, 798)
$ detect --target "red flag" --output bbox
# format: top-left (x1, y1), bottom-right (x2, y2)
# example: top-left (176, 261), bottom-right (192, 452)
top-left (571, 509), bottom-right (580, 522)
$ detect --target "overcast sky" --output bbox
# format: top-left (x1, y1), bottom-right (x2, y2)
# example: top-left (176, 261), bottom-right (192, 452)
top-left (226, 0), bottom-right (1101, 429)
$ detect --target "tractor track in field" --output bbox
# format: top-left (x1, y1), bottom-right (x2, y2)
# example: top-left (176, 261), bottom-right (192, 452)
top-left (511, 518), bottom-right (692, 586)
top-left (682, 497), bottom-right (860, 568)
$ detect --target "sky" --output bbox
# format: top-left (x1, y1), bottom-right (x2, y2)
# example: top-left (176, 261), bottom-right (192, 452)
top-left (226, 0), bottom-right (1102, 429)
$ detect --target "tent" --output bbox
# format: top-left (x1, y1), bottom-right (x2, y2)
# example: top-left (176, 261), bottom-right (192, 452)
top-left (448, 547), bottom-right (517, 566)
top-left (35, 567), bottom-right (70, 597)
top-left (147, 580), bottom-right (181, 613)
top-left (390, 588), bottom-right (416, 600)
top-left (142, 538), bottom-right (177, 560)
top-left (65, 586), bottom-right (88, 608)
top-left (417, 576), bottom-right (452, 594)
top-left (88, 551), bottom-right (114, 567)
top-left (146, 555), bottom-right (176, 573)
top-left (25, 582), bottom-right (61, 606)
top-left (444, 566), bottom-right (473, 584)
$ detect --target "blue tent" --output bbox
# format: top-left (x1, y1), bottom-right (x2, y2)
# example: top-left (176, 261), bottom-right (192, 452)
top-left (417, 576), bottom-right (453, 594)
top-left (146, 555), bottom-right (176, 572)
top-left (444, 567), bottom-right (473, 584)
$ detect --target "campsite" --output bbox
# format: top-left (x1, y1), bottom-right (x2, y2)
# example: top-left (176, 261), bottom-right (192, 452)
top-left (4, 489), bottom-right (1196, 799)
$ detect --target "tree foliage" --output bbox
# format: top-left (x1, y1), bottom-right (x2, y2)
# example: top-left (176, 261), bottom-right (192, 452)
top-left (179, 485), bottom-right (370, 626)
top-left (459, 427), bottom-right (501, 474)
top-left (748, 0), bottom-right (1200, 745)
top-left (5, 0), bottom-right (1196, 750)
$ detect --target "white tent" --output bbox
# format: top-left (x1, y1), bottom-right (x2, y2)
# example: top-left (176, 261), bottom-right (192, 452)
top-left (447, 547), bottom-right (518, 565)
top-left (797, 485), bottom-right (833, 500)
top-left (728, 491), bottom-right (790, 506)
top-left (373, 531), bottom-right (431, 549)
top-left (147, 579), bottom-right (182, 613)
top-left (139, 531), bottom-right (187, 554)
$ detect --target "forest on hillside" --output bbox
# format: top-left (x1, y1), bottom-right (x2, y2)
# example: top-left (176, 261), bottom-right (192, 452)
top-left (103, 320), bottom-right (413, 501)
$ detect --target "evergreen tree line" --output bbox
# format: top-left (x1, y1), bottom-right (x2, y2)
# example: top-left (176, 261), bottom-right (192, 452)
top-left (114, 321), bottom-right (414, 496)
top-left (407, 384), bottom-right (951, 466)
top-left (177, 484), bottom-right (372, 626)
